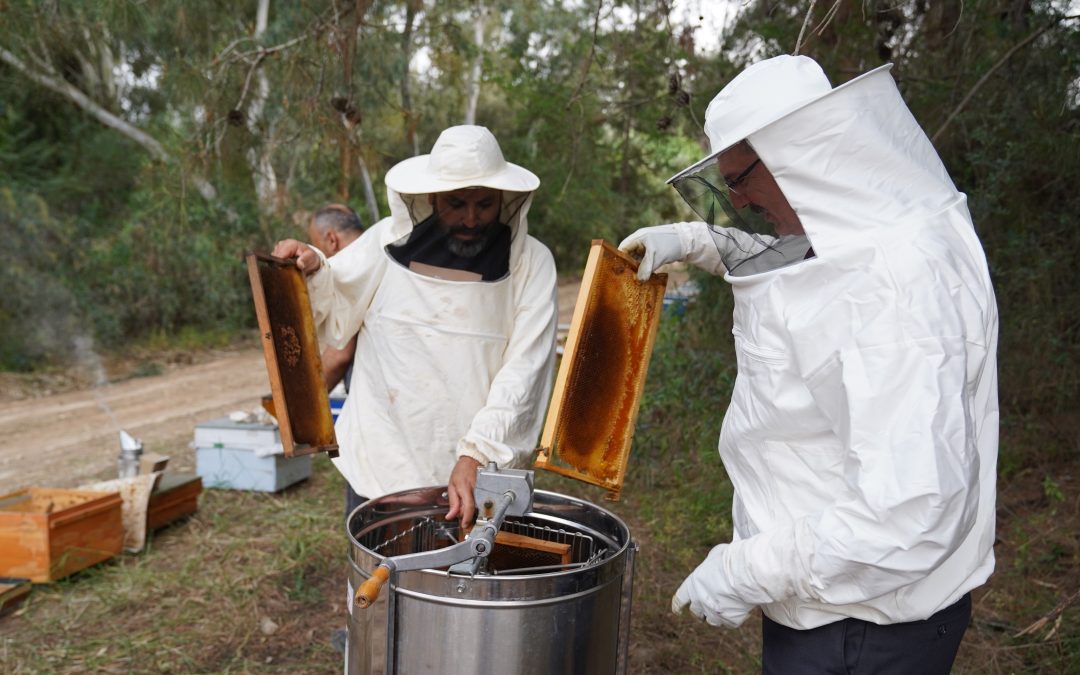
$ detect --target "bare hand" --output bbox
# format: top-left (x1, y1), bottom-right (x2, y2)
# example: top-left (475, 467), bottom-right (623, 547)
top-left (445, 456), bottom-right (482, 525)
top-left (271, 239), bottom-right (322, 276)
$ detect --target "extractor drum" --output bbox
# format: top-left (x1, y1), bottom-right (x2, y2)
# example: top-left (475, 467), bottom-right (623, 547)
top-left (346, 487), bottom-right (635, 675)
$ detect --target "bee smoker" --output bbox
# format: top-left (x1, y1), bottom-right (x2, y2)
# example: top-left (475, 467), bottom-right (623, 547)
top-left (117, 430), bottom-right (143, 479)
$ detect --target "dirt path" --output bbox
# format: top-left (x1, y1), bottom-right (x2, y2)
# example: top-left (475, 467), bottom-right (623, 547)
top-left (0, 281), bottom-right (584, 494)
top-left (0, 351), bottom-right (269, 492)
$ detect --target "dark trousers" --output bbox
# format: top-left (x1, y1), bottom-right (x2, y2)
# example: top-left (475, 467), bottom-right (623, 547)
top-left (762, 594), bottom-right (971, 675)
top-left (345, 483), bottom-right (368, 530)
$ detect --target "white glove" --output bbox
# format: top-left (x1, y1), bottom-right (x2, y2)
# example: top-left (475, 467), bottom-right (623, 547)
top-left (618, 225), bottom-right (686, 281)
top-left (671, 544), bottom-right (755, 628)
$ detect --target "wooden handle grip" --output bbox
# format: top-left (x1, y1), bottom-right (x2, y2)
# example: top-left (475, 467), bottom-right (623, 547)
top-left (355, 565), bottom-right (391, 609)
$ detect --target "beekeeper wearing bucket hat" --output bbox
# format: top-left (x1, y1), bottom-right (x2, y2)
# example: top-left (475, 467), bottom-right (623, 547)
top-left (274, 125), bottom-right (557, 526)
top-left (621, 55), bottom-right (998, 672)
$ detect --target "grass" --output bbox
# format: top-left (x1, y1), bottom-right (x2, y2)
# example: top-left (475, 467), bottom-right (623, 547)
top-left (2, 463), bottom-right (347, 673)
top-left (1, 273), bottom-right (1077, 673)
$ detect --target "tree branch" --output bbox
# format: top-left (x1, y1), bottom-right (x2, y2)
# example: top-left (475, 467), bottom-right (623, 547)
top-left (236, 51), bottom-right (269, 113)
top-left (794, 0), bottom-right (818, 55)
top-left (0, 44), bottom-right (217, 201)
top-left (212, 36), bottom-right (256, 65)
top-left (813, 0), bottom-right (843, 37)
top-left (566, 0), bottom-right (604, 110)
top-left (1014, 589), bottom-right (1080, 640)
top-left (0, 45), bottom-right (169, 162)
top-left (930, 20), bottom-right (1057, 144)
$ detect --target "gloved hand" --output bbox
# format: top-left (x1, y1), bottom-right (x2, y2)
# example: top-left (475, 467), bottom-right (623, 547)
top-left (618, 225), bottom-right (686, 281)
top-left (671, 544), bottom-right (755, 628)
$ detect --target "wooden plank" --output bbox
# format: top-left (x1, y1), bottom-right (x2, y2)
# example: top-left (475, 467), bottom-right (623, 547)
top-left (494, 531), bottom-right (572, 566)
top-left (246, 254), bottom-right (298, 456)
top-left (538, 242), bottom-right (604, 450)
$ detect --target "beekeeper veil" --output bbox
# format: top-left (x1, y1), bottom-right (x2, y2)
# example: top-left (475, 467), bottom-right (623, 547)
top-left (667, 56), bottom-right (950, 276)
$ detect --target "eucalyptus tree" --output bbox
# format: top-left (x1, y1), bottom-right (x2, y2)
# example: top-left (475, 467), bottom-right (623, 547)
top-left (0, 0), bottom-right (737, 363)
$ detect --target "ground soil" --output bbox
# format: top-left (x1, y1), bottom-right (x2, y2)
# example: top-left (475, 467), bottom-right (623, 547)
top-left (0, 349), bottom-right (268, 494)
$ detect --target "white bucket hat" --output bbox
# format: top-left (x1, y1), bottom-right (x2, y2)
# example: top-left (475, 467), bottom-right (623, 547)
top-left (385, 125), bottom-right (540, 195)
top-left (668, 55), bottom-right (892, 183)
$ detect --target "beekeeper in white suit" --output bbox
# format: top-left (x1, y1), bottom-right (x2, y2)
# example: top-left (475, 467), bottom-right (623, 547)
top-left (273, 125), bottom-right (557, 526)
top-left (621, 55), bottom-right (998, 673)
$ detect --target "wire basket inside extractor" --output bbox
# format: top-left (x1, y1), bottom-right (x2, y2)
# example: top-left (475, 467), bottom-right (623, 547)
top-left (358, 514), bottom-right (609, 576)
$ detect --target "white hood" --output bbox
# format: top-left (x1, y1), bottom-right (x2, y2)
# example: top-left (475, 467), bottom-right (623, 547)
top-left (746, 63), bottom-right (965, 265)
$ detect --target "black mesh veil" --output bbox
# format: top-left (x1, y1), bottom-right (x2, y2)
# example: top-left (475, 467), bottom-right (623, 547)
top-left (397, 190), bottom-right (530, 231)
top-left (669, 159), bottom-right (813, 275)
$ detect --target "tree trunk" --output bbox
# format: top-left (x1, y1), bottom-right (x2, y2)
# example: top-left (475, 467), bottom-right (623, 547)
top-left (249, 0), bottom-right (278, 215)
top-left (617, 2), bottom-right (640, 196)
top-left (401, 0), bottom-right (421, 156)
top-left (356, 152), bottom-right (380, 226)
top-left (464, 0), bottom-right (485, 125)
top-left (335, 0), bottom-right (375, 202)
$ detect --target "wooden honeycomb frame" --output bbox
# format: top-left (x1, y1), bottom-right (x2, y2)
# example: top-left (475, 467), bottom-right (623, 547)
top-left (535, 240), bottom-right (667, 499)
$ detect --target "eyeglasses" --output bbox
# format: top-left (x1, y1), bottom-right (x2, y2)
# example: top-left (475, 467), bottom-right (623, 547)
top-left (724, 158), bottom-right (760, 194)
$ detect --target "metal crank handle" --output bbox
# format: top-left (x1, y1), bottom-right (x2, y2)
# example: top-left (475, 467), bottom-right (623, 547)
top-left (354, 533), bottom-right (485, 610)
top-left (356, 561), bottom-right (395, 609)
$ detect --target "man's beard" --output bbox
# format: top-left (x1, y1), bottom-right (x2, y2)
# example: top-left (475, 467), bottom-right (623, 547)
top-left (442, 223), bottom-right (495, 257)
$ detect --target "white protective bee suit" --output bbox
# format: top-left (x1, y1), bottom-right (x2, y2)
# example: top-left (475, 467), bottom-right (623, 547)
top-left (305, 126), bottom-right (558, 500)
top-left (622, 56), bottom-right (999, 630)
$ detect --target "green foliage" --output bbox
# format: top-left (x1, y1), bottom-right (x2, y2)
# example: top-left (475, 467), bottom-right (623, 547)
top-left (1, 0), bottom-right (1077, 441)
top-left (632, 272), bottom-right (738, 546)
top-left (0, 189), bottom-right (81, 370)
top-left (0, 0), bottom-right (714, 364)
top-left (1042, 475), bottom-right (1065, 503)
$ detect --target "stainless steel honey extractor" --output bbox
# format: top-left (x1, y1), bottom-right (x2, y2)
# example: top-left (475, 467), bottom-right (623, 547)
top-left (346, 486), bottom-right (635, 675)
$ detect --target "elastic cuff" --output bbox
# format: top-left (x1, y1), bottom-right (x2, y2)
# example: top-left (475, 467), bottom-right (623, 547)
top-left (305, 250), bottom-right (332, 296)
top-left (456, 446), bottom-right (491, 467)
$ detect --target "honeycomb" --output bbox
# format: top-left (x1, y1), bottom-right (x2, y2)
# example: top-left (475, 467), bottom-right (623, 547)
top-left (536, 240), bottom-right (666, 498)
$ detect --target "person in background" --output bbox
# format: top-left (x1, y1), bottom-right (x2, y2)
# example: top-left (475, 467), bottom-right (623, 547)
top-left (273, 125), bottom-right (557, 527)
top-left (305, 204), bottom-right (365, 394)
top-left (620, 55), bottom-right (998, 674)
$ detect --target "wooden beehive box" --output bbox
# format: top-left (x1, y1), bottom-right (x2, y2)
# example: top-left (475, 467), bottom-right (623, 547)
top-left (146, 473), bottom-right (203, 531)
top-left (0, 488), bottom-right (124, 583)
